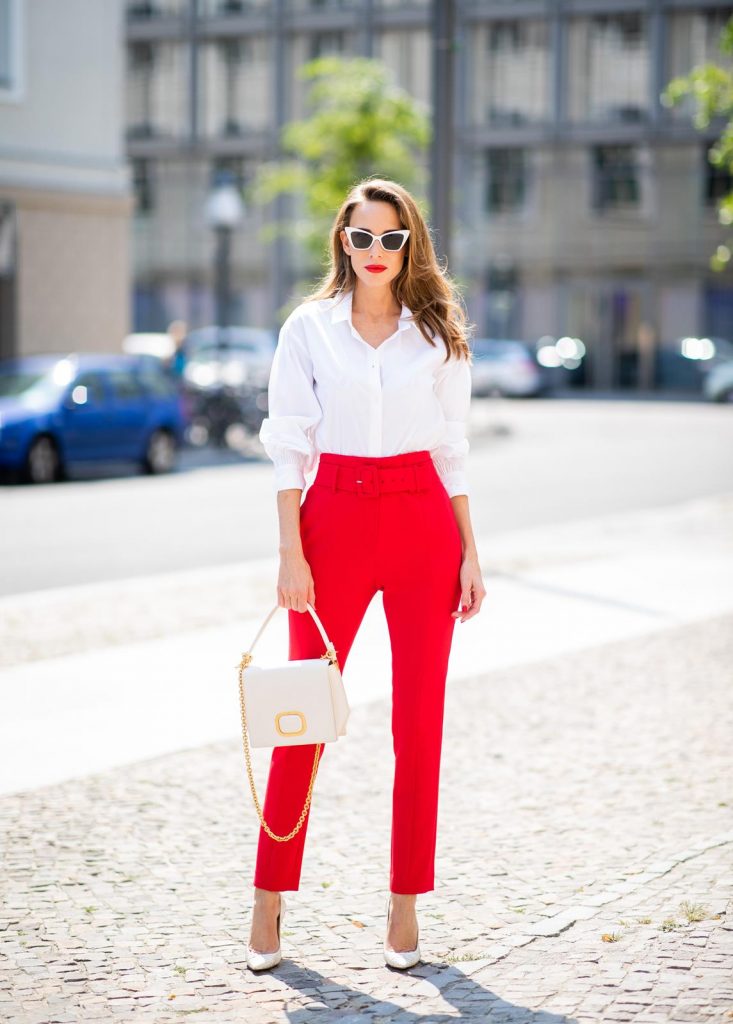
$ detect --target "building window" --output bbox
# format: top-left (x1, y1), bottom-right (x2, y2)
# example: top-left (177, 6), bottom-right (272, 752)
top-left (290, 0), bottom-right (358, 9)
top-left (666, 8), bottom-right (733, 121)
top-left (704, 143), bottom-right (733, 206)
top-left (127, 40), bottom-right (189, 139)
top-left (199, 36), bottom-right (270, 136)
top-left (470, 18), bottom-right (550, 126)
top-left (309, 31), bottom-right (345, 60)
top-left (377, 29), bottom-right (431, 109)
top-left (592, 145), bottom-right (640, 210)
top-left (132, 158), bottom-right (155, 215)
top-left (220, 37), bottom-right (253, 136)
top-left (127, 43), bottom-right (155, 137)
top-left (197, 0), bottom-right (270, 12)
top-left (126, 1), bottom-right (188, 18)
top-left (568, 13), bottom-right (649, 124)
top-left (0, 0), bottom-right (23, 101)
top-left (485, 264), bottom-right (519, 338)
top-left (486, 148), bottom-right (527, 214)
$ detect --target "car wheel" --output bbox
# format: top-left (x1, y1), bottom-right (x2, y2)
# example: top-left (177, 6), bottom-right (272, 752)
top-left (143, 428), bottom-right (177, 474)
top-left (24, 435), bottom-right (62, 484)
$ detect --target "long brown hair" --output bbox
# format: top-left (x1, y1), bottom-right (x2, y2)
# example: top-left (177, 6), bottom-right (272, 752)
top-left (304, 177), bottom-right (473, 364)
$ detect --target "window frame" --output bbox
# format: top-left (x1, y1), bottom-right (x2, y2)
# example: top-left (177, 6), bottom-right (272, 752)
top-left (591, 144), bottom-right (642, 213)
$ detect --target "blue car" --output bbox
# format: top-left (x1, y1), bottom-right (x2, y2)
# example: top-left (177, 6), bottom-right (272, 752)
top-left (0, 353), bottom-right (188, 484)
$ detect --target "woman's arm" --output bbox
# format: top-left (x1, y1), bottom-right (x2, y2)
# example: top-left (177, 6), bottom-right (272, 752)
top-left (450, 494), bottom-right (486, 623)
top-left (276, 488), bottom-right (316, 613)
top-left (450, 494), bottom-right (477, 559)
top-left (259, 312), bottom-right (323, 493)
top-left (430, 350), bottom-right (486, 621)
top-left (259, 312), bottom-right (322, 612)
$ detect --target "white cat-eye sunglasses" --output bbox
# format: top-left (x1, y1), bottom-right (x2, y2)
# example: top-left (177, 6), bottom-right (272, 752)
top-left (343, 226), bottom-right (411, 253)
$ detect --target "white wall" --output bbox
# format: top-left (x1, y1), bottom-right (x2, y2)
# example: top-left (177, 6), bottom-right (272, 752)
top-left (0, 0), bottom-right (129, 197)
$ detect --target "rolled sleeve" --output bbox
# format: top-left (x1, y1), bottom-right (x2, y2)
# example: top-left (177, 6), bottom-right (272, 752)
top-left (430, 353), bottom-right (471, 498)
top-left (259, 313), bottom-right (323, 493)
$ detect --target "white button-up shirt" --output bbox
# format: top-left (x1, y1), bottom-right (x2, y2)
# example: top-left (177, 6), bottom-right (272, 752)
top-left (259, 287), bottom-right (471, 497)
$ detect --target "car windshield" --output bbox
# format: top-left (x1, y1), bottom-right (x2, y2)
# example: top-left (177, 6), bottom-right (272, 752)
top-left (0, 362), bottom-right (74, 399)
top-left (186, 327), bottom-right (274, 353)
top-left (186, 344), bottom-right (256, 364)
top-left (472, 340), bottom-right (528, 361)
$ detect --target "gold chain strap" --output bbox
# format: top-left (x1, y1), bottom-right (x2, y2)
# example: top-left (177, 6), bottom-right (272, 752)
top-left (236, 646), bottom-right (338, 843)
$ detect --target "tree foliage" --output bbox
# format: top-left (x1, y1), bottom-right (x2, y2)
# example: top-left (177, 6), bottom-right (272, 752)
top-left (245, 55), bottom-right (431, 271)
top-left (662, 17), bottom-right (733, 271)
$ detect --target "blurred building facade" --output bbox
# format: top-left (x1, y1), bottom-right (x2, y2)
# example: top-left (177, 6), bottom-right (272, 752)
top-left (126, 0), bottom-right (733, 390)
top-left (0, 0), bottom-right (132, 359)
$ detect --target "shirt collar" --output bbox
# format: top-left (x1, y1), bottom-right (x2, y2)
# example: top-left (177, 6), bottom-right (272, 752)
top-left (329, 288), bottom-right (413, 331)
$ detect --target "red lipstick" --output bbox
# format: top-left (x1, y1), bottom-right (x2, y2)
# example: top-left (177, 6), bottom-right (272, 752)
top-left (365, 265), bottom-right (386, 273)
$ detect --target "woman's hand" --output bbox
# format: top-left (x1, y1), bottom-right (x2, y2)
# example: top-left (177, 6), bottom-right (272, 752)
top-left (451, 553), bottom-right (486, 623)
top-left (278, 546), bottom-right (316, 613)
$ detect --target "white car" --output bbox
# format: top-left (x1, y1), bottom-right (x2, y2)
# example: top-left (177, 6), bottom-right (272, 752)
top-left (183, 326), bottom-right (275, 390)
top-left (469, 338), bottom-right (543, 398)
top-left (122, 332), bottom-right (175, 360)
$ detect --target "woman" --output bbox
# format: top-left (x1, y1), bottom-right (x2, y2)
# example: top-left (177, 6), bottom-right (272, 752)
top-left (247, 177), bottom-right (486, 971)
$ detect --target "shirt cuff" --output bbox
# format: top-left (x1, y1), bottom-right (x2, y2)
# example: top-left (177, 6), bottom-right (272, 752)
top-left (273, 459), bottom-right (306, 492)
top-left (431, 455), bottom-right (469, 498)
top-left (439, 469), bottom-right (469, 498)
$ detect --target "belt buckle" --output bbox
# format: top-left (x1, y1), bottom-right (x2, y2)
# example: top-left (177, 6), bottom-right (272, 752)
top-left (355, 463), bottom-right (379, 496)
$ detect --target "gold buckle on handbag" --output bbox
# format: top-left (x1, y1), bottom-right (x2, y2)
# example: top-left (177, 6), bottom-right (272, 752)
top-left (275, 711), bottom-right (307, 737)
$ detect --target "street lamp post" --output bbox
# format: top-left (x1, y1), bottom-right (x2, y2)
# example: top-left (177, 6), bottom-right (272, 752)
top-left (204, 170), bottom-right (244, 353)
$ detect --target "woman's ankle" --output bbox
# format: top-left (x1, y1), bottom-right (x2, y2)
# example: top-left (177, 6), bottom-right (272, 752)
top-left (254, 887), bottom-right (281, 903)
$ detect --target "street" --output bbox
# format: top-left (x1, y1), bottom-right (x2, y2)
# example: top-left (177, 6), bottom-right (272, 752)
top-left (1, 398), bottom-right (732, 597)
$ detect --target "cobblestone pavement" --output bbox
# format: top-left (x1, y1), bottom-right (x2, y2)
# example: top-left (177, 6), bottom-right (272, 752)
top-left (1, 614), bottom-right (731, 1024)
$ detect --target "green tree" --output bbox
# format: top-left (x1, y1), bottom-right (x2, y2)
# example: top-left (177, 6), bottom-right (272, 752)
top-left (662, 16), bottom-right (733, 271)
top-left (246, 55), bottom-right (431, 287)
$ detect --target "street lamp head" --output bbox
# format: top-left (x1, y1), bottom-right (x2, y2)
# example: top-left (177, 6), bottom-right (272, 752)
top-left (205, 171), bottom-right (245, 230)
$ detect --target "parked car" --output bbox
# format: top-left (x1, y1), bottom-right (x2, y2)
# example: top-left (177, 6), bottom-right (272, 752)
top-left (183, 326), bottom-right (275, 391)
top-left (703, 359), bottom-right (733, 402)
top-left (0, 353), bottom-right (188, 484)
top-left (122, 332), bottom-right (174, 360)
top-left (181, 326), bottom-right (276, 445)
top-left (469, 338), bottom-right (544, 397)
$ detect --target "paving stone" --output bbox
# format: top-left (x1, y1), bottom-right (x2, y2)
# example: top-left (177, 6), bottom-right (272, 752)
top-left (0, 614), bottom-right (731, 1023)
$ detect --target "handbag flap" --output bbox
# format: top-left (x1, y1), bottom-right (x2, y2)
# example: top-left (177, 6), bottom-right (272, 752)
top-left (244, 659), bottom-right (338, 746)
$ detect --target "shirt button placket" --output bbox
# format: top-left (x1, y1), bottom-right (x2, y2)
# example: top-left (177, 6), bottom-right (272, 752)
top-left (369, 350), bottom-right (382, 456)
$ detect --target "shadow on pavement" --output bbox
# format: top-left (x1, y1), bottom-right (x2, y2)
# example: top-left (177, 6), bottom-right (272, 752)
top-left (267, 960), bottom-right (576, 1022)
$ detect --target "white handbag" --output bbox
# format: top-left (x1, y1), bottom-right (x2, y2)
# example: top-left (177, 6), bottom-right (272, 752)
top-left (236, 601), bottom-right (350, 842)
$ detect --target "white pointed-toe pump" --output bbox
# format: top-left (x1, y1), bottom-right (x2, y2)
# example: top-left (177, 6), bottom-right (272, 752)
top-left (246, 893), bottom-right (286, 971)
top-left (383, 894), bottom-right (421, 969)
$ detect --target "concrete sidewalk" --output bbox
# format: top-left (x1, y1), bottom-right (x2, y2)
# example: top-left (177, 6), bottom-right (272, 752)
top-left (0, 610), bottom-right (731, 1023)
top-left (0, 492), bottom-right (731, 794)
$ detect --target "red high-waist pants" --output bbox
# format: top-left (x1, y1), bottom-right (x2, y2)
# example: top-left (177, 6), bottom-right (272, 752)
top-left (253, 450), bottom-right (463, 894)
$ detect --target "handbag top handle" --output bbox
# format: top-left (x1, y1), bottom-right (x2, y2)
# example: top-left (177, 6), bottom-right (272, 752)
top-left (246, 601), bottom-right (335, 658)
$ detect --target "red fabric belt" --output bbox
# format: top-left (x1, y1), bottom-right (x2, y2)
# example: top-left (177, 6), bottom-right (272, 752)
top-left (313, 459), bottom-right (434, 496)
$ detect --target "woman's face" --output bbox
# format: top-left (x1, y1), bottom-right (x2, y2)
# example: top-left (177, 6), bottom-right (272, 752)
top-left (339, 200), bottom-right (407, 293)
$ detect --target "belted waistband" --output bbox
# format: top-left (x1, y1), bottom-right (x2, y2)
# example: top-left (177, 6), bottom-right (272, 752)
top-left (313, 451), bottom-right (435, 497)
